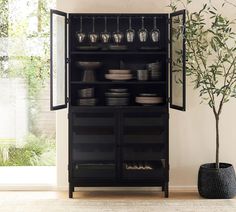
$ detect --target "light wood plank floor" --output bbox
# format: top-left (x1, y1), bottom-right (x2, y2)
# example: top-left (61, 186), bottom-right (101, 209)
top-left (0, 191), bottom-right (202, 200)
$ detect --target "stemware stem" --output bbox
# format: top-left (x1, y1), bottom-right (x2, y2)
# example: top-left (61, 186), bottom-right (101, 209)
top-left (153, 17), bottom-right (157, 29)
top-left (129, 17), bottom-right (132, 30)
top-left (92, 16), bottom-right (95, 33)
top-left (104, 16), bottom-right (108, 32)
top-left (141, 16), bottom-right (144, 29)
top-left (117, 16), bottom-right (120, 32)
top-left (80, 16), bottom-right (83, 32)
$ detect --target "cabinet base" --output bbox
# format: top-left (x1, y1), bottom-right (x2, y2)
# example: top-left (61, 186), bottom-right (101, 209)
top-left (68, 182), bottom-right (169, 198)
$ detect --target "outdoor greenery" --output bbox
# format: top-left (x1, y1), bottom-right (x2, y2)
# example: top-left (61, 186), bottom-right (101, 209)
top-left (0, 0), bottom-right (56, 166)
top-left (169, 0), bottom-right (236, 168)
top-left (0, 134), bottom-right (56, 166)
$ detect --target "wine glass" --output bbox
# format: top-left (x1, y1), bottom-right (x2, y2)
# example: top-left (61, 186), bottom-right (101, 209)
top-left (100, 16), bottom-right (110, 43)
top-left (150, 17), bottom-right (160, 43)
top-left (89, 17), bottom-right (98, 43)
top-left (138, 16), bottom-right (148, 42)
top-left (76, 16), bottom-right (86, 43)
top-left (126, 17), bottom-right (135, 43)
top-left (113, 16), bottom-right (124, 45)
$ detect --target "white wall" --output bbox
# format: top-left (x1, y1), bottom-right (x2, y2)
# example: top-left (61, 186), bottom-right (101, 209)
top-left (56, 0), bottom-right (236, 190)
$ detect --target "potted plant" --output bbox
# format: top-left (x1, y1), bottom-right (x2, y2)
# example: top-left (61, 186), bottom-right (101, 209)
top-left (169, 0), bottom-right (236, 198)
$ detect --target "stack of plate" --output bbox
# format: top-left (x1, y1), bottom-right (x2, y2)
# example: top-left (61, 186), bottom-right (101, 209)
top-left (105, 88), bottom-right (130, 106)
top-left (77, 88), bottom-right (97, 106)
top-left (77, 98), bottom-right (97, 106)
top-left (105, 69), bottom-right (132, 81)
top-left (135, 93), bottom-right (163, 106)
top-left (78, 88), bottom-right (94, 98)
top-left (147, 62), bottom-right (162, 80)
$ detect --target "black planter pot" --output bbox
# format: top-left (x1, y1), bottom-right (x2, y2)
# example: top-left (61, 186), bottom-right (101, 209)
top-left (198, 163), bottom-right (236, 199)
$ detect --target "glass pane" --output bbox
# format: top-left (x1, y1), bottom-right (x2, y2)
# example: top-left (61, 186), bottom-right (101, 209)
top-left (52, 12), bottom-right (66, 109)
top-left (170, 11), bottom-right (185, 110)
top-left (0, 0), bottom-right (56, 185)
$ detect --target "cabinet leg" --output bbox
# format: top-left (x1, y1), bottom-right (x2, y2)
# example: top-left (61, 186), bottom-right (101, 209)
top-left (164, 182), bottom-right (169, 198)
top-left (69, 184), bottom-right (73, 198)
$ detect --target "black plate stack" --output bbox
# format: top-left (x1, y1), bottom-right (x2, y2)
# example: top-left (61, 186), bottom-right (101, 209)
top-left (77, 88), bottom-right (97, 106)
top-left (105, 88), bottom-right (130, 106)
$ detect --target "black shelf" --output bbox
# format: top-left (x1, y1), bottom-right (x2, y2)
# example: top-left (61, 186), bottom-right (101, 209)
top-left (71, 51), bottom-right (167, 55)
top-left (70, 105), bottom-right (167, 111)
top-left (70, 81), bottom-right (166, 85)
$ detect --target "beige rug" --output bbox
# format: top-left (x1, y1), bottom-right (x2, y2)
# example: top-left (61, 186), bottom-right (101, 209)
top-left (0, 199), bottom-right (236, 212)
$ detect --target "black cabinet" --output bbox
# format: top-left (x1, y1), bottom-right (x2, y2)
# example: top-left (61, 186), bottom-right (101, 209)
top-left (50, 10), bottom-right (186, 198)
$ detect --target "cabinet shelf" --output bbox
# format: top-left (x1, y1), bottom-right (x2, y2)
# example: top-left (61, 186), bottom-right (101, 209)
top-left (70, 81), bottom-right (166, 85)
top-left (70, 51), bottom-right (167, 55)
top-left (70, 105), bottom-right (167, 111)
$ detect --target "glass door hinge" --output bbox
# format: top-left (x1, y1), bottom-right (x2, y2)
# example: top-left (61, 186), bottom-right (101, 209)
top-left (66, 58), bottom-right (70, 63)
top-left (67, 18), bottom-right (70, 24)
top-left (66, 97), bottom-right (70, 103)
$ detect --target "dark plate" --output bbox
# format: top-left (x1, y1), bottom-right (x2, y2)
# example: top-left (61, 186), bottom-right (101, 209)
top-left (108, 45), bottom-right (128, 51)
top-left (105, 92), bottom-right (130, 98)
top-left (76, 46), bottom-right (101, 51)
top-left (109, 88), bottom-right (128, 93)
top-left (139, 93), bottom-right (157, 97)
top-left (139, 46), bottom-right (162, 51)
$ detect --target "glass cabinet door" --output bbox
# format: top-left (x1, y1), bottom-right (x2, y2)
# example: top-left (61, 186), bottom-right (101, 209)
top-left (50, 10), bottom-right (67, 110)
top-left (170, 10), bottom-right (186, 111)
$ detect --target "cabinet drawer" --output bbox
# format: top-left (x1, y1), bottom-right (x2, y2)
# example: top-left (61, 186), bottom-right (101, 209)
top-left (73, 163), bottom-right (116, 179)
top-left (123, 146), bottom-right (164, 161)
top-left (123, 112), bottom-right (166, 122)
top-left (124, 117), bottom-right (165, 127)
top-left (123, 134), bottom-right (165, 144)
top-left (73, 116), bottom-right (114, 127)
top-left (72, 144), bottom-right (115, 161)
top-left (73, 133), bottom-right (115, 144)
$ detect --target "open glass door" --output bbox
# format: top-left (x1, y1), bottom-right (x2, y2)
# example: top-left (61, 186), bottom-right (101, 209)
top-left (170, 10), bottom-right (186, 111)
top-left (50, 10), bottom-right (67, 110)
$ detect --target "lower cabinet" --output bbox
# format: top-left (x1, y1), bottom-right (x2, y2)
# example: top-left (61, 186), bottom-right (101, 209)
top-left (69, 107), bottom-right (169, 198)
top-left (73, 163), bottom-right (116, 179)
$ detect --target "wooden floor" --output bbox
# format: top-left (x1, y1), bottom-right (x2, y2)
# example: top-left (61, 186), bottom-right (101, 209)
top-left (0, 190), bottom-right (202, 200)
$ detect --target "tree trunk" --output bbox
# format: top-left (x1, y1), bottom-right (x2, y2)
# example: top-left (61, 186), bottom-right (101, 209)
top-left (215, 114), bottom-right (220, 169)
top-left (37, 0), bottom-right (42, 32)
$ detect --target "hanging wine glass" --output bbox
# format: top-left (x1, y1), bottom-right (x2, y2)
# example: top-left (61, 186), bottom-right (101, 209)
top-left (100, 16), bottom-right (110, 43)
top-left (138, 16), bottom-right (148, 42)
top-left (76, 16), bottom-right (86, 43)
top-left (126, 16), bottom-right (135, 43)
top-left (150, 17), bottom-right (160, 43)
top-left (89, 17), bottom-right (98, 43)
top-left (113, 16), bottom-right (124, 45)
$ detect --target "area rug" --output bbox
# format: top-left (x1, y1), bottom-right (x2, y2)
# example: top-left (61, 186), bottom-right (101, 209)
top-left (0, 199), bottom-right (236, 212)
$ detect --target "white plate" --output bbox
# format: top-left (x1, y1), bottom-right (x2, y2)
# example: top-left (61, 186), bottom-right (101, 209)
top-left (105, 74), bottom-right (133, 81)
top-left (109, 69), bottom-right (131, 74)
top-left (136, 96), bottom-right (163, 104)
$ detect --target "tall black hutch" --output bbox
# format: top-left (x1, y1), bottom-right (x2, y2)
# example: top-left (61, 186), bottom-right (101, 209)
top-left (50, 9), bottom-right (186, 198)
